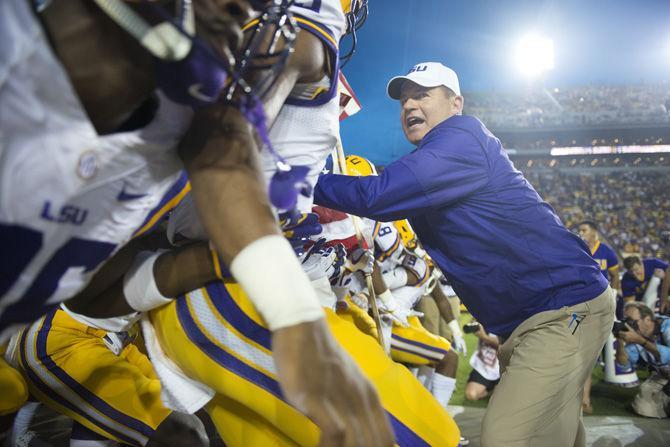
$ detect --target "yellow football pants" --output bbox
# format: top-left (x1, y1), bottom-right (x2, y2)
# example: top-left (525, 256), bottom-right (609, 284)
top-left (149, 281), bottom-right (460, 447)
top-left (336, 298), bottom-right (452, 366)
top-left (390, 316), bottom-right (452, 366)
top-left (0, 353), bottom-right (28, 415)
top-left (14, 310), bottom-right (170, 446)
top-left (335, 295), bottom-right (379, 340)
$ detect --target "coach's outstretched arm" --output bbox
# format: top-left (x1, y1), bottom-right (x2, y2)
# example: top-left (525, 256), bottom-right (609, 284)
top-left (314, 125), bottom-right (489, 221)
top-left (179, 23), bottom-right (394, 447)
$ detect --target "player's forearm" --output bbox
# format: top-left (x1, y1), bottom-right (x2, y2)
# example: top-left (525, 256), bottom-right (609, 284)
top-left (153, 242), bottom-right (218, 297)
top-left (180, 105), bottom-right (281, 264)
top-left (64, 232), bottom-right (172, 317)
top-left (371, 262), bottom-right (389, 294)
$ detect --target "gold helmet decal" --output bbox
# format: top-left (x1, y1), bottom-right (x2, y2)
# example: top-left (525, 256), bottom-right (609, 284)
top-left (345, 155), bottom-right (377, 176)
top-left (341, 0), bottom-right (353, 13)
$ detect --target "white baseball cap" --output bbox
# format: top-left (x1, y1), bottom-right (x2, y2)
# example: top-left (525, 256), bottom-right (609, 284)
top-left (387, 62), bottom-right (461, 100)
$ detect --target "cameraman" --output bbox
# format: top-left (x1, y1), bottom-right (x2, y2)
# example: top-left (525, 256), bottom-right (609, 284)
top-left (465, 323), bottom-right (500, 401)
top-left (615, 302), bottom-right (670, 418)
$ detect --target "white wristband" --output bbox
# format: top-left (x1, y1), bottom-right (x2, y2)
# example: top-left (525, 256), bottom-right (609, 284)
top-left (123, 250), bottom-right (172, 312)
top-left (447, 319), bottom-right (463, 338)
top-left (643, 276), bottom-right (661, 309)
top-left (230, 235), bottom-right (324, 330)
top-left (378, 289), bottom-right (397, 312)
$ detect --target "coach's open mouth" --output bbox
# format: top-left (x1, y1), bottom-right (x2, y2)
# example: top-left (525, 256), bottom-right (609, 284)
top-left (406, 116), bottom-right (424, 128)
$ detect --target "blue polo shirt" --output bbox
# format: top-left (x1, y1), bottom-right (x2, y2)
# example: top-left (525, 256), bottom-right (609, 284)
top-left (315, 115), bottom-right (608, 337)
top-left (591, 241), bottom-right (619, 281)
top-left (622, 258), bottom-right (670, 301)
top-left (618, 316), bottom-right (670, 370)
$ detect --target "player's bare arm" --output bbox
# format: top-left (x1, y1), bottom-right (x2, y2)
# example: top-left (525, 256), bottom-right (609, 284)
top-left (179, 23), bottom-right (394, 446)
top-left (64, 235), bottom-right (217, 317)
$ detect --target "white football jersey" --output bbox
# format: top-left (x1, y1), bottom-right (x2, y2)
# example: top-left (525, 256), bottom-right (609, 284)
top-left (259, 0), bottom-right (346, 213)
top-left (374, 222), bottom-right (406, 272)
top-left (0, 0), bottom-right (192, 338)
top-left (169, 0), bottom-right (346, 240)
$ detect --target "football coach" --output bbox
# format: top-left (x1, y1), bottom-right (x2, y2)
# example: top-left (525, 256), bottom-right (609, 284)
top-left (314, 62), bottom-right (615, 447)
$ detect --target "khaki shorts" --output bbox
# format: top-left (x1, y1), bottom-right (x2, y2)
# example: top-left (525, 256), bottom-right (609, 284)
top-left (481, 287), bottom-right (615, 447)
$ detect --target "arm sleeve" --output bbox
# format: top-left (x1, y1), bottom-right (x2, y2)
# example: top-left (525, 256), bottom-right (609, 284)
top-left (314, 126), bottom-right (490, 222)
top-left (652, 258), bottom-right (670, 270)
top-left (661, 320), bottom-right (670, 347)
top-left (617, 343), bottom-right (640, 370)
top-left (655, 343), bottom-right (670, 366)
top-left (607, 247), bottom-right (619, 269)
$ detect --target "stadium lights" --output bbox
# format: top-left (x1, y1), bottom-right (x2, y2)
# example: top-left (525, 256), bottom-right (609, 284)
top-left (513, 34), bottom-right (555, 77)
top-left (551, 145), bottom-right (670, 156)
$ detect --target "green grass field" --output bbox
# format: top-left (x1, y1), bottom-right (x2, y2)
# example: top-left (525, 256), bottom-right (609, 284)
top-left (449, 314), bottom-right (645, 416)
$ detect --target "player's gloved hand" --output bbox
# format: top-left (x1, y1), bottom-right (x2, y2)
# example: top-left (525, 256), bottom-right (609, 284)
top-left (376, 290), bottom-right (397, 313)
top-left (375, 290), bottom-right (409, 327)
top-left (408, 309), bottom-right (424, 318)
top-left (387, 307), bottom-right (410, 328)
top-left (346, 248), bottom-right (374, 275)
top-left (273, 319), bottom-right (395, 447)
top-left (280, 212), bottom-right (322, 255)
top-left (349, 291), bottom-right (370, 311)
top-left (447, 319), bottom-right (467, 356)
top-left (300, 238), bottom-right (346, 282)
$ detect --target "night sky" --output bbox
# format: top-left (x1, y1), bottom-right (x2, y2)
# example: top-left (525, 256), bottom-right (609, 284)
top-left (339, 0), bottom-right (670, 164)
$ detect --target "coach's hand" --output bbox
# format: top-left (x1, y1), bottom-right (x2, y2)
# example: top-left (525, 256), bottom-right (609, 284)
top-left (273, 319), bottom-right (395, 447)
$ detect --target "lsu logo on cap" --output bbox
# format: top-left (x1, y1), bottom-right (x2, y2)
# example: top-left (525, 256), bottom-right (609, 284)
top-left (408, 64), bottom-right (428, 74)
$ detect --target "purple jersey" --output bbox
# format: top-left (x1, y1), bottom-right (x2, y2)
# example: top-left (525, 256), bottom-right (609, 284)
top-left (591, 241), bottom-right (619, 281)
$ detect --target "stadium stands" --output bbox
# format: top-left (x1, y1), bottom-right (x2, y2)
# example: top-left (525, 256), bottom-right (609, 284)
top-left (523, 170), bottom-right (670, 259)
top-left (465, 84), bottom-right (670, 129)
top-left (469, 84), bottom-right (670, 261)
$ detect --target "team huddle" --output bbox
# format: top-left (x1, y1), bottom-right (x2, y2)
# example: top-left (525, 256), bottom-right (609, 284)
top-left (0, 1), bottom-right (467, 446)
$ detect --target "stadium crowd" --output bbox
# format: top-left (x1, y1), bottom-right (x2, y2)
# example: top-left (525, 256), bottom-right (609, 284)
top-left (465, 84), bottom-right (670, 129)
top-left (523, 170), bottom-right (670, 259)
top-left (513, 154), bottom-right (670, 170)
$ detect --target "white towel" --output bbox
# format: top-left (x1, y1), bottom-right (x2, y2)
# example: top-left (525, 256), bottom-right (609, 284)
top-left (140, 315), bottom-right (215, 413)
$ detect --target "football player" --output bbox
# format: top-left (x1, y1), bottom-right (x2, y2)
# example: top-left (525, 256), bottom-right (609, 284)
top-left (142, 1), bottom-right (456, 445)
top-left (2, 0), bottom-right (388, 444)
top-left (335, 155), bottom-right (469, 444)
top-left (9, 237), bottom-right (217, 446)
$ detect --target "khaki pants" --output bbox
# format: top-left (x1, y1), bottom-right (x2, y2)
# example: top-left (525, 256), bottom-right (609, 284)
top-left (481, 287), bottom-right (615, 447)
